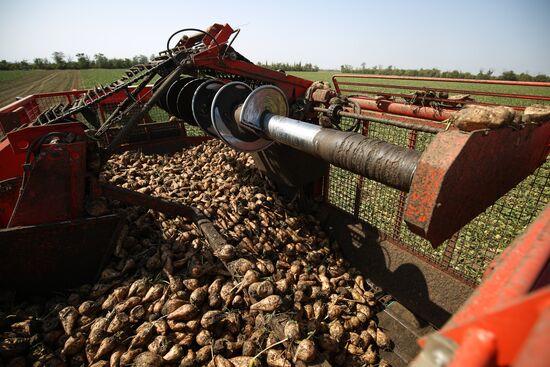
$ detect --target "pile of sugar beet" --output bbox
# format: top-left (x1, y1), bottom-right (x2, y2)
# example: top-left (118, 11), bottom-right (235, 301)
top-left (0, 140), bottom-right (392, 367)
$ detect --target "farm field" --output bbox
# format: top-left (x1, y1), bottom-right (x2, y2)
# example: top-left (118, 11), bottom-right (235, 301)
top-left (2, 69), bottom-right (549, 108)
top-left (0, 69), bottom-right (132, 107)
top-left (79, 68), bottom-right (128, 88)
top-left (0, 70), bottom-right (80, 107)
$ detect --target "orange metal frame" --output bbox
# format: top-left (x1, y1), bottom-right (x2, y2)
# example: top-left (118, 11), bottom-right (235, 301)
top-left (416, 204), bottom-right (550, 366)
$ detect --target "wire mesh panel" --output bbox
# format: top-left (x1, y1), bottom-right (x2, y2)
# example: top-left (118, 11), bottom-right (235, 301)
top-left (326, 118), bottom-right (549, 285)
top-left (34, 95), bottom-right (71, 114)
top-left (148, 106), bottom-right (170, 124)
top-left (447, 161), bottom-right (549, 281)
top-left (327, 166), bottom-right (358, 214)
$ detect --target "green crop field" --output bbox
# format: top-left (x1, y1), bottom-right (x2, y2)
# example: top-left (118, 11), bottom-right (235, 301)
top-left (79, 69), bottom-right (128, 88)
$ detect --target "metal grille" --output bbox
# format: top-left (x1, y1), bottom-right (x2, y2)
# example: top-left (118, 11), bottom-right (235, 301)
top-left (326, 117), bottom-right (549, 285)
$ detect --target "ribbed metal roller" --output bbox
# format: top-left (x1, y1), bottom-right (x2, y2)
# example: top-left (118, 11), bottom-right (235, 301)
top-left (164, 76), bottom-right (194, 117)
top-left (175, 78), bottom-right (207, 125)
top-left (211, 82), bottom-right (273, 152)
top-left (192, 79), bottom-right (224, 137)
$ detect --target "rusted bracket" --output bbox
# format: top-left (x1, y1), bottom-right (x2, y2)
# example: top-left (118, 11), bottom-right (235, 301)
top-left (405, 122), bottom-right (550, 246)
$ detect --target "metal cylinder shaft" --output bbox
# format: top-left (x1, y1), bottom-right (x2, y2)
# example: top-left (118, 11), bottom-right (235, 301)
top-left (262, 113), bottom-right (420, 191)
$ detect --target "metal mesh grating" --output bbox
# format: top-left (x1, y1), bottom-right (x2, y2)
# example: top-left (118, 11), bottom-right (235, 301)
top-left (327, 166), bottom-right (358, 214)
top-left (446, 161), bottom-right (549, 281)
top-left (148, 106), bottom-right (170, 123)
top-left (326, 118), bottom-right (549, 285)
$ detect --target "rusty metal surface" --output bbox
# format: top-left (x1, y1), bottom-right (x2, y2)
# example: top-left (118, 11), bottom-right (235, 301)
top-left (349, 96), bottom-right (454, 121)
top-left (405, 123), bottom-right (550, 246)
top-left (352, 108), bottom-right (447, 131)
top-left (0, 214), bottom-right (121, 291)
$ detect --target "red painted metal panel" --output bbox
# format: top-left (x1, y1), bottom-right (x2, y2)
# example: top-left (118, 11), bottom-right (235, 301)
top-left (0, 123), bottom-right (86, 228)
top-left (204, 23), bottom-right (233, 47)
top-left (513, 307), bottom-right (550, 367)
top-left (447, 328), bottom-right (496, 367)
top-left (5, 140), bottom-right (86, 228)
top-left (405, 123), bottom-right (550, 246)
top-left (415, 204), bottom-right (550, 366)
top-left (443, 289), bottom-right (549, 366)
top-left (0, 123), bottom-right (85, 181)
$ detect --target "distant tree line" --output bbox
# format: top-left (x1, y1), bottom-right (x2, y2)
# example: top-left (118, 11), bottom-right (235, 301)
top-left (0, 52), bottom-right (151, 70)
top-left (2, 54), bottom-right (548, 82)
top-left (257, 61), bottom-right (320, 72)
top-left (339, 64), bottom-right (550, 82)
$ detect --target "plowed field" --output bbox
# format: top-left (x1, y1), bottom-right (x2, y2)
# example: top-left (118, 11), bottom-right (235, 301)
top-left (0, 70), bottom-right (81, 107)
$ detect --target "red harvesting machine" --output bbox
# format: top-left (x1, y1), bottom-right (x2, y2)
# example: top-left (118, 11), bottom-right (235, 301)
top-left (0, 23), bottom-right (549, 366)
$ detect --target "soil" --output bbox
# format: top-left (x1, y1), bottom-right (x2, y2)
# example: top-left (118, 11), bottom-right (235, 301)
top-left (0, 70), bottom-right (81, 108)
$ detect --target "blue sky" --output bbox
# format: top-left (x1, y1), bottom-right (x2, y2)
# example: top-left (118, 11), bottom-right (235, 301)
top-left (0, 0), bottom-right (549, 74)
